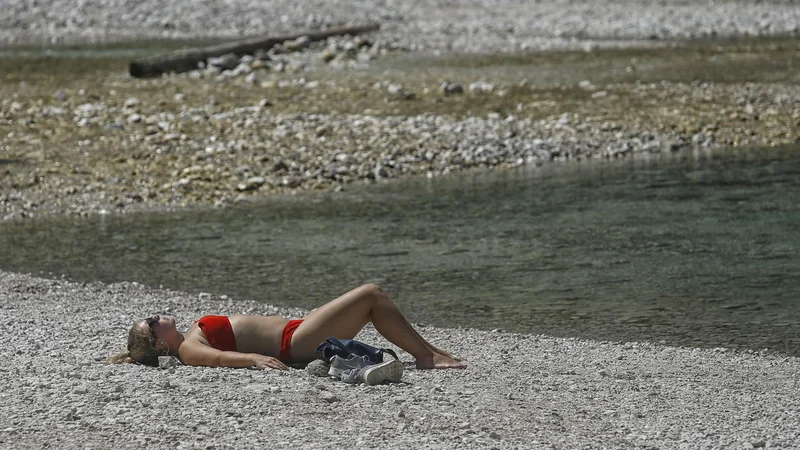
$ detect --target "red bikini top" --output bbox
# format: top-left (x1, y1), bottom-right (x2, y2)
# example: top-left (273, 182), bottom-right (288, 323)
top-left (196, 315), bottom-right (237, 352)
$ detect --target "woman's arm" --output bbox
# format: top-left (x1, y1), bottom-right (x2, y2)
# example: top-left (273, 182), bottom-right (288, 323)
top-left (179, 342), bottom-right (287, 370)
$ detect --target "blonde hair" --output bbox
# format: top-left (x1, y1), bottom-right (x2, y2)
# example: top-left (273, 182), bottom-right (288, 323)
top-left (107, 321), bottom-right (161, 367)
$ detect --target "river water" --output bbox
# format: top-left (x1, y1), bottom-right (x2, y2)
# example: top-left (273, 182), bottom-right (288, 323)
top-left (1, 146), bottom-right (799, 354)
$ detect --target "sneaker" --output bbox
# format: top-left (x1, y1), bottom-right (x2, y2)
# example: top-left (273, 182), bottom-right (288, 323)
top-left (305, 359), bottom-right (330, 377)
top-left (357, 359), bottom-right (404, 385)
top-left (328, 354), bottom-right (371, 379)
top-left (339, 367), bottom-right (364, 384)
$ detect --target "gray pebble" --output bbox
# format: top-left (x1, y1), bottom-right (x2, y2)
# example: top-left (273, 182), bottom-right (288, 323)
top-left (208, 54), bottom-right (240, 71)
top-left (320, 392), bottom-right (340, 403)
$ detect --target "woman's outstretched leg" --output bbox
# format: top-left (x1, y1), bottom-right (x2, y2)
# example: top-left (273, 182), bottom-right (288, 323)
top-left (290, 284), bottom-right (466, 369)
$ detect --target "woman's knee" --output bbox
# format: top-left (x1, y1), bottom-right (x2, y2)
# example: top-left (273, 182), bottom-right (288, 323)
top-left (358, 283), bottom-right (388, 302)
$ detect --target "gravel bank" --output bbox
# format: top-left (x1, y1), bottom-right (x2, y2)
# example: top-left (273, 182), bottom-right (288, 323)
top-left (2, 74), bottom-right (799, 221)
top-left (2, 0), bottom-right (800, 52)
top-left (2, 1), bottom-right (800, 222)
top-left (1, 270), bottom-right (799, 449)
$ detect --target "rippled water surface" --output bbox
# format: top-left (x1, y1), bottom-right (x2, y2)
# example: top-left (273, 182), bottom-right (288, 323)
top-left (2, 146), bottom-right (799, 354)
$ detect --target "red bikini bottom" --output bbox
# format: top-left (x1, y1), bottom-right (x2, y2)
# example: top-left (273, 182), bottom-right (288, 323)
top-left (279, 319), bottom-right (304, 363)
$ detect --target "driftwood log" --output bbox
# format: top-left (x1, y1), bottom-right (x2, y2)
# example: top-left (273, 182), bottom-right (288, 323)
top-left (129, 23), bottom-right (380, 78)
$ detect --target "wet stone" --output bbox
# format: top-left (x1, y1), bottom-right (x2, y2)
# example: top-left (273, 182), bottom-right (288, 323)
top-left (236, 176), bottom-right (266, 192)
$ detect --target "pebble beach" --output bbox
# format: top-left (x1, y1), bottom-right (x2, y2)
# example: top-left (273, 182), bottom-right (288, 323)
top-left (2, 271), bottom-right (799, 449)
top-left (2, 0), bottom-right (800, 448)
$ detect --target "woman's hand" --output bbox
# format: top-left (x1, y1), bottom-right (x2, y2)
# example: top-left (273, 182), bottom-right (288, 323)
top-left (250, 354), bottom-right (288, 371)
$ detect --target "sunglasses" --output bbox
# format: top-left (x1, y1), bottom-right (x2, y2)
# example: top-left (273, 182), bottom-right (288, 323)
top-left (143, 317), bottom-right (158, 340)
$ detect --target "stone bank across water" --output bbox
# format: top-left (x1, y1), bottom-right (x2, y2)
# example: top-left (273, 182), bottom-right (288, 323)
top-left (2, 31), bottom-right (800, 221)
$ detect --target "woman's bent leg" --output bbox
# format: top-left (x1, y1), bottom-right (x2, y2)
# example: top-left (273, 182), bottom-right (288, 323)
top-left (289, 284), bottom-right (466, 369)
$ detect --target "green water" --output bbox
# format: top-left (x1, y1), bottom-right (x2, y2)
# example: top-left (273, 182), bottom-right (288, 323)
top-left (1, 146), bottom-right (799, 354)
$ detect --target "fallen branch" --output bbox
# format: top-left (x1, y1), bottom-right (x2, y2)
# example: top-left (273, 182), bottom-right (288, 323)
top-left (129, 23), bottom-right (380, 78)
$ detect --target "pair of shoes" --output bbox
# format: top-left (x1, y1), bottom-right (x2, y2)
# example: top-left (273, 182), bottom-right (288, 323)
top-left (305, 359), bottom-right (331, 377)
top-left (329, 354), bottom-right (403, 385)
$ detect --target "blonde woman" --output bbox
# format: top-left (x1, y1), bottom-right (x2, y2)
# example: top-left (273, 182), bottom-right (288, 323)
top-left (110, 284), bottom-right (466, 370)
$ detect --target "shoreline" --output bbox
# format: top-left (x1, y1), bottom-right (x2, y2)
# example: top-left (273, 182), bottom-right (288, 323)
top-left (1, 269), bottom-right (798, 448)
top-left (2, 57), bottom-right (798, 222)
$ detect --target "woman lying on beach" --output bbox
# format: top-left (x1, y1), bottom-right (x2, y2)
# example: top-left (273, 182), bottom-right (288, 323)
top-left (109, 284), bottom-right (466, 370)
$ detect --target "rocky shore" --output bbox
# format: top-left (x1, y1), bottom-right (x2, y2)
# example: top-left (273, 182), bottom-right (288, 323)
top-left (0, 270), bottom-right (798, 449)
top-left (1, 1), bottom-right (800, 221)
top-left (2, 49), bottom-right (799, 221)
top-left (2, 0), bottom-right (800, 51)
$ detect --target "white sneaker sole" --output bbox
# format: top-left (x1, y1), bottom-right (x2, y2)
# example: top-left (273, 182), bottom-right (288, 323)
top-left (360, 360), bottom-right (404, 385)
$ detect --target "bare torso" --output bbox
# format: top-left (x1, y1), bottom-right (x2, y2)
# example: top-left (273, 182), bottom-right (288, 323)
top-left (184, 315), bottom-right (290, 357)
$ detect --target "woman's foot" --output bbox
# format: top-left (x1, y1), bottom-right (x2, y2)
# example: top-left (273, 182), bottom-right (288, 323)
top-left (415, 352), bottom-right (467, 369)
top-left (422, 343), bottom-right (460, 361)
